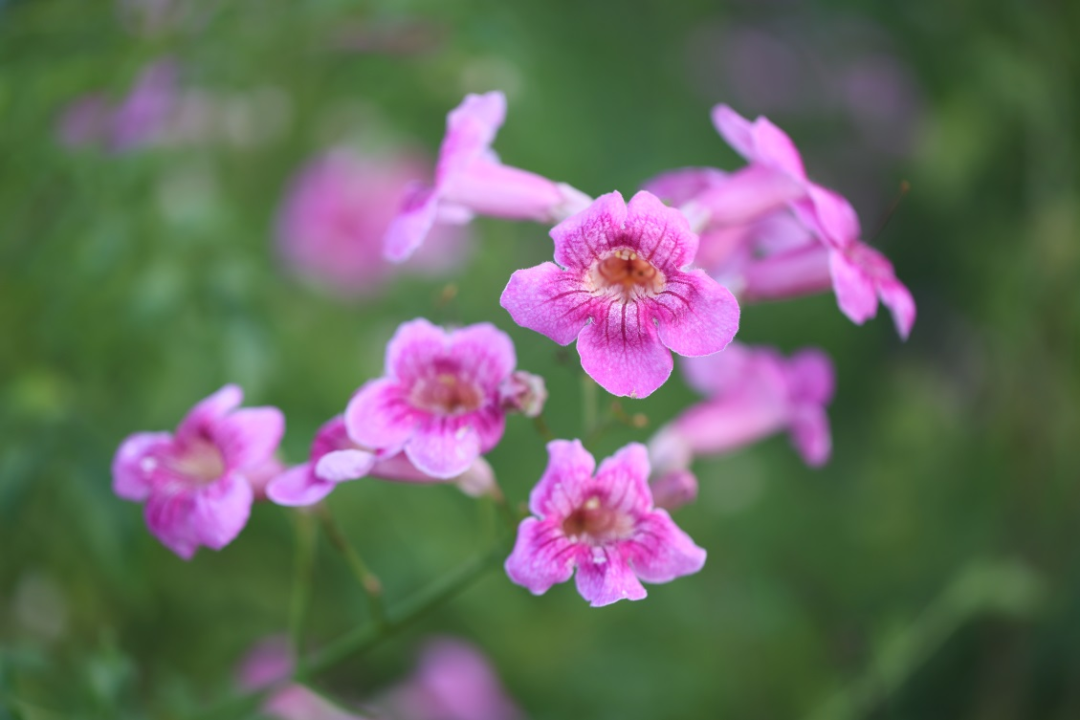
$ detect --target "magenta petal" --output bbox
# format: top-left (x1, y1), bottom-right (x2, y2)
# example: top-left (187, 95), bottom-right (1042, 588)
top-left (145, 490), bottom-right (199, 560)
top-left (789, 405), bottom-right (832, 467)
top-left (694, 165), bottom-right (805, 227)
top-left (573, 548), bottom-right (647, 607)
top-left (385, 318), bottom-right (448, 384)
top-left (112, 431), bottom-right (171, 501)
top-left (436, 92), bottom-right (506, 184)
top-left (650, 470), bottom-right (699, 512)
top-left (500, 263), bottom-right (594, 346)
top-left (750, 116), bottom-right (807, 179)
top-left (830, 251), bottom-right (879, 325)
top-left (176, 384), bottom-right (243, 444)
top-left (653, 270), bottom-right (739, 358)
top-left (314, 449), bottom-right (377, 483)
top-left (878, 277), bottom-right (916, 340)
top-left (345, 378), bottom-right (422, 452)
top-left (625, 510), bottom-right (707, 583)
top-left (624, 190), bottom-right (699, 271)
top-left (592, 443), bottom-right (653, 514)
top-left (806, 185), bottom-right (861, 247)
top-left (640, 167), bottom-right (727, 206)
top-left (405, 416), bottom-right (481, 479)
top-left (528, 439), bottom-right (596, 518)
top-left (215, 407), bottom-right (285, 470)
top-left (504, 518), bottom-right (577, 595)
top-left (266, 464), bottom-right (335, 507)
top-left (741, 244), bottom-right (833, 302)
top-left (449, 323), bottom-right (517, 392)
top-left (550, 191), bottom-right (627, 270)
top-left (786, 349), bottom-right (835, 405)
top-left (194, 473), bottom-right (254, 551)
top-left (440, 157), bottom-right (564, 221)
top-left (577, 302), bottom-right (673, 399)
top-left (711, 105), bottom-right (756, 160)
top-left (384, 183), bottom-right (440, 263)
top-left (679, 343), bottom-right (755, 397)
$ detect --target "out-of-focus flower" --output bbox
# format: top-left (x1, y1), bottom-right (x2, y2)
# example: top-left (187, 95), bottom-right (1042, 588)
top-left (236, 637), bottom-right (370, 720)
top-left (497, 370), bottom-right (547, 418)
top-left (276, 150), bottom-right (469, 297)
top-left (649, 469), bottom-right (699, 512)
top-left (109, 60), bottom-right (180, 150)
top-left (501, 190), bottom-right (739, 398)
top-left (266, 415), bottom-right (498, 506)
top-left (386, 637), bottom-right (522, 720)
top-left (112, 385), bottom-right (285, 559)
top-left (649, 343), bottom-right (835, 470)
top-left (505, 440), bottom-right (706, 607)
top-left (383, 91), bottom-right (590, 263)
top-left (56, 94), bottom-right (112, 148)
top-left (345, 319), bottom-right (524, 479)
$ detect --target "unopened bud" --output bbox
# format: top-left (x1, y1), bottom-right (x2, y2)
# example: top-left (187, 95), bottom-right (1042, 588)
top-left (499, 371), bottom-right (547, 418)
top-left (453, 456), bottom-right (497, 498)
top-left (650, 469), bottom-right (699, 511)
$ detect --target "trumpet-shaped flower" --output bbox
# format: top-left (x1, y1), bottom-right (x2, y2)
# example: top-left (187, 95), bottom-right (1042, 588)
top-left (345, 319), bottom-right (521, 479)
top-left (649, 343), bottom-right (835, 469)
top-left (112, 385), bottom-right (284, 559)
top-left (501, 190), bottom-right (740, 398)
top-left (384, 91), bottom-right (590, 263)
top-left (266, 415), bottom-right (496, 506)
top-left (505, 440), bottom-right (706, 607)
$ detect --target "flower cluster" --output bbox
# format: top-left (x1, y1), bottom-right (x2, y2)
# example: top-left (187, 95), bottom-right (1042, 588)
top-left (110, 89), bottom-right (914, 703)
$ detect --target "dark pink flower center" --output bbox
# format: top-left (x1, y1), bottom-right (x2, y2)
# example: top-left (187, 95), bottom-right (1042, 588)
top-left (561, 495), bottom-right (635, 545)
top-left (169, 437), bottom-right (226, 484)
top-left (411, 373), bottom-right (485, 415)
top-left (590, 248), bottom-right (665, 301)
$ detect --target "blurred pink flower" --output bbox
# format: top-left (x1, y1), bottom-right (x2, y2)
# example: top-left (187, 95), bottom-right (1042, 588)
top-left (387, 637), bottom-right (522, 720)
top-left (649, 343), bottom-right (835, 470)
top-left (506, 440), bottom-right (706, 607)
top-left (383, 91), bottom-right (590, 263)
top-left (501, 190), bottom-right (739, 399)
top-left (345, 319), bottom-right (522, 479)
top-left (277, 150), bottom-right (471, 297)
top-left (266, 415), bottom-right (497, 506)
top-left (112, 385), bottom-right (285, 559)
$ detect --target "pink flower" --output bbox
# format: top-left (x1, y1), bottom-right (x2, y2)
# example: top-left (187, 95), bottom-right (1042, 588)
top-left (386, 637), bottom-right (522, 720)
top-left (649, 343), bottom-right (835, 469)
top-left (712, 105), bottom-right (915, 339)
top-left (112, 385), bottom-right (285, 559)
top-left (649, 469), bottom-right (699, 512)
top-left (266, 415), bottom-right (497, 506)
top-left (501, 190), bottom-right (740, 398)
top-left (277, 150), bottom-right (470, 297)
top-left (497, 370), bottom-right (547, 418)
top-left (344, 319), bottom-right (521, 479)
top-left (109, 59), bottom-right (179, 150)
top-left (505, 440), bottom-right (707, 607)
top-left (383, 91), bottom-right (590, 263)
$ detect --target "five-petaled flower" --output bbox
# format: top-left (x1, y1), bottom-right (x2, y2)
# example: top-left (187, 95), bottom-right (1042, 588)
top-left (383, 91), bottom-right (590, 263)
top-left (345, 319), bottom-right (523, 479)
top-left (505, 439), bottom-right (706, 607)
top-left (501, 190), bottom-right (740, 398)
top-left (112, 384), bottom-right (285, 559)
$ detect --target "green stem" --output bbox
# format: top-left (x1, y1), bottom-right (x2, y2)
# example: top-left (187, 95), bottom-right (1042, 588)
top-left (581, 373), bottom-right (598, 439)
top-left (289, 511), bottom-right (317, 675)
top-left (532, 413), bottom-right (555, 442)
top-left (316, 505), bottom-right (386, 629)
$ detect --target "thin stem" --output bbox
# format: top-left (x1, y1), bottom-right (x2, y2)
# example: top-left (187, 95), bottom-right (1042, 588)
top-left (289, 511), bottom-right (317, 676)
top-left (300, 541), bottom-right (506, 680)
top-left (532, 413), bottom-right (555, 442)
top-left (581, 373), bottom-right (598, 439)
top-left (316, 505), bottom-right (386, 629)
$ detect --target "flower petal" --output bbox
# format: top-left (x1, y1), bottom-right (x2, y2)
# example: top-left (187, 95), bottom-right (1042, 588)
top-left (789, 404), bottom-right (832, 467)
top-left (653, 269), bottom-right (739, 358)
top-left (592, 442), bottom-right (653, 515)
top-left (176, 384), bottom-right (243, 444)
top-left (693, 165), bottom-right (805, 228)
top-left (435, 91), bottom-right (506, 185)
top-left (640, 167), bottom-right (728, 206)
top-left (145, 490), bottom-right (199, 560)
top-left (878, 276), bottom-right (916, 341)
top-left (449, 323), bottom-right (516, 392)
top-left (405, 415), bottom-right (481, 479)
top-left (112, 431), bottom-right (171, 501)
top-left (573, 546), bottom-right (647, 607)
top-left (625, 510), bottom-right (706, 583)
top-left (440, 157), bottom-right (564, 221)
top-left (314, 449), bottom-right (377, 483)
top-left (785, 348), bottom-right (835, 406)
top-left (194, 472), bottom-right (254, 551)
top-left (384, 318), bottom-right (449, 385)
top-left (214, 407), bottom-right (285, 470)
top-left (383, 182), bottom-right (440, 263)
top-left (266, 464), bottom-right (335, 507)
top-left (741, 243), bottom-right (833, 302)
top-left (500, 263), bottom-right (595, 346)
top-left (802, 184), bottom-right (860, 248)
top-left (345, 378), bottom-right (423, 452)
top-left (504, 517), bottom-right (578, 596)
top-left (830, 251), bottom-right (879, 325)
top-left (623, 190), bottom-right (699, 271)
top-left (528, 439), bottom-right (596, 518)
top-left (550, 191), bottom-right (627, 270)
top-left (577, 301), bottom-right (673, 398)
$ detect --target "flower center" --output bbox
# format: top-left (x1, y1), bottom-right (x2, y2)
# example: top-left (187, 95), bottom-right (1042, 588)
top-left (590, 248), bottom-right (665, 300)
top-left (561, 495), bottom-right (635, 545)
top-left (412, 373), bottom-right (484, 415)
top-left (171, 437), bottom-right (226, 484)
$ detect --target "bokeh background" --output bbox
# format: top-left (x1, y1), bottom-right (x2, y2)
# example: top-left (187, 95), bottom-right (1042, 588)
top-left (2, 0), bottom-right (1079, 718)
